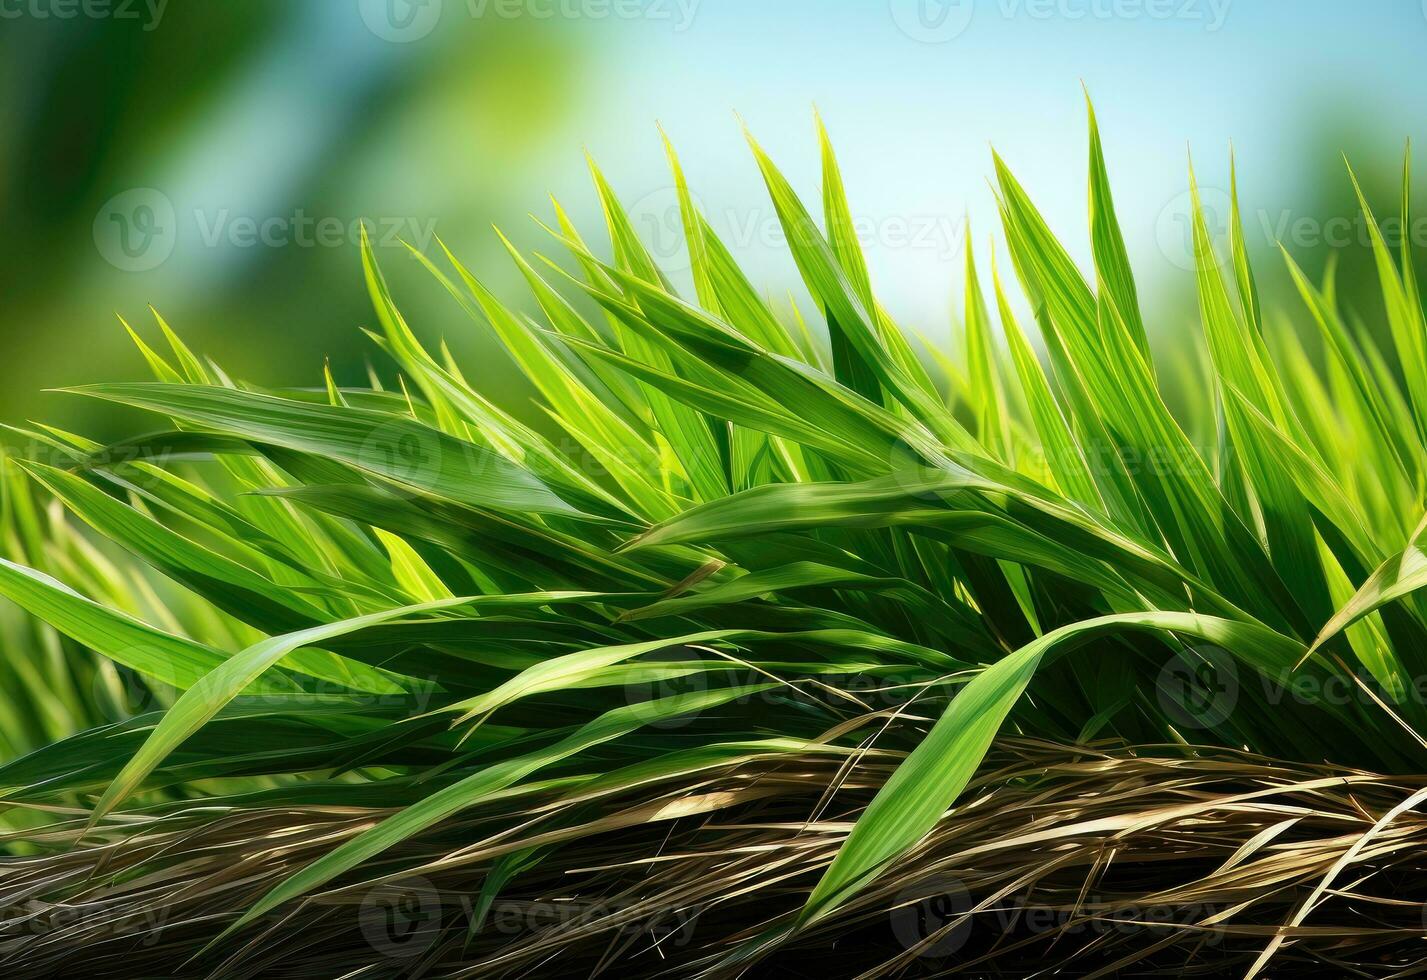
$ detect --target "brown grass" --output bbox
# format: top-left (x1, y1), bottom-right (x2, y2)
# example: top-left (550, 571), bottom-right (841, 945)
top-left (4, 739), bottom-right (1427, 978)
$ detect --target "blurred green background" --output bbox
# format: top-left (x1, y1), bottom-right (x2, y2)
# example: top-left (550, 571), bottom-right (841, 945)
top-left (2, 0), bottom-right (1425, 439)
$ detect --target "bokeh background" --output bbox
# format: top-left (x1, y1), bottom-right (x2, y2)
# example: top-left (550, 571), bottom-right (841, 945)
top-left (2, 0), bottom-right (1425, 438)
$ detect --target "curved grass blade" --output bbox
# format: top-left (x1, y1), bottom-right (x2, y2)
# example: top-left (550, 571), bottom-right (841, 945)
top-left (215, 683), bottom-right (775, 944)
top-left (800, 611), bottom-right (1307, 922)
top-left (88, 596), bottom-right (481, 827)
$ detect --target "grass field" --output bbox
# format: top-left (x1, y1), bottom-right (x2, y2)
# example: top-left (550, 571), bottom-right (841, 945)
top-left (2, 102), bottom-right (1427, 977)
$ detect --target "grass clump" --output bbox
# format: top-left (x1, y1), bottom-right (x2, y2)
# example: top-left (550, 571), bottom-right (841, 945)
top-left (3, 102), bottom-right (1427, 976)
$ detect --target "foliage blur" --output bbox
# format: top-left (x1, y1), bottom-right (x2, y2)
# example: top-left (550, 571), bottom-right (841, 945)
top-left (1, 2), bottom-right (1424, 438)
top-left (0, 3), bottom-right (587, 436)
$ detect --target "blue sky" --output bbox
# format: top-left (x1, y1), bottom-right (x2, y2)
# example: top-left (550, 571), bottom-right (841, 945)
top-left (520, 0), bottom-right (1427, 330)
top-left (28, 0), bottom-right (1427, 404)
top-left (88, 0), bottom-right (1427, 331)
